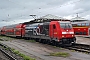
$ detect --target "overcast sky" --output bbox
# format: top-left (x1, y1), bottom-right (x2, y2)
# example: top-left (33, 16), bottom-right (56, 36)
top-left (0, 0), bottom-right (90, 27)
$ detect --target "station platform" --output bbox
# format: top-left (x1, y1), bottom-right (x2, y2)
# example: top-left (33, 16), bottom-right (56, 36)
top-left (76, 36), bottom-right (90, 45)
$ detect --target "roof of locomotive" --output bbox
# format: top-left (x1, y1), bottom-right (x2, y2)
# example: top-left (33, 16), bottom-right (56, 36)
top-left (23, 14), bottom-right (70, 24)
top-left (58, 21), bottom-right (71, 23)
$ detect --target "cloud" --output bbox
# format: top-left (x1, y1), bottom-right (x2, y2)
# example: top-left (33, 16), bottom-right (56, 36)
top-left (0, 0), bottom-right (90, 27)
top-left (74, 0), bottom-right (90, 17)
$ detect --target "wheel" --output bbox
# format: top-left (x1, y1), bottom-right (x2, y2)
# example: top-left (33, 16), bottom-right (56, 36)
top-left (39, 39), bottom-right (42, 43)
top-left (47, 40), bottom-right (51, 45)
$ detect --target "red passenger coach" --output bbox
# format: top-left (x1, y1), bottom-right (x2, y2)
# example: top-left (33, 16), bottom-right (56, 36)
top-left (72, 21), bottom-right (90, 37)
top-left (0, 24), bottom-right (26, 37)
top-left (0, 26), bottom-right (6, 35)
top-left (15, 24), bottom-right (26, 37)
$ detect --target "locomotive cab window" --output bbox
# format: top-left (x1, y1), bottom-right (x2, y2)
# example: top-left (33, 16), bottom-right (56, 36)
top-left (60, 23), bottom-right (72, 29)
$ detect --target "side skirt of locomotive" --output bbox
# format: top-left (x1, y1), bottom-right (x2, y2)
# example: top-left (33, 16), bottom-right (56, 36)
top-left (24, 34), bottom-right (76, 46)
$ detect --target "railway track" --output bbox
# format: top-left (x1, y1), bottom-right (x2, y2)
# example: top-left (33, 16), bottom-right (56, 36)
top-left (0, 43), bottom-right (17, 60)
top-left (64, 43), bottom-right (90, 54)
top-left (1, 36), bottom-right (90, 55)
top-left (36, 39), bottom-right (90, 54)
top-left (0, 48), bottom-right (17, 60)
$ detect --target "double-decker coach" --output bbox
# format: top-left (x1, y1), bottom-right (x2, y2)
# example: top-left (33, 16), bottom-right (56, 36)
top-left (0, 24), bottom-right (26, 38)
top-left (72, 21), bottom-right (90, 37)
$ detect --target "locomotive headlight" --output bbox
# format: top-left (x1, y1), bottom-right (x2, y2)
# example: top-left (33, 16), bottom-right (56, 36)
top-left (62, 35), bottom-right (64, 37)
top-left (72, 35), bottom-right (74, 37)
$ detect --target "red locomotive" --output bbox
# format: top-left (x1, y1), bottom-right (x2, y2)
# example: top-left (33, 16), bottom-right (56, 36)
top-left (72, 21), bottom-right (90, 37)
top-left (24, 21), bottom-right (76, 45)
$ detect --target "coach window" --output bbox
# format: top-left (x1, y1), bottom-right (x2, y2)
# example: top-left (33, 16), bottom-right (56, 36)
top-left (82, 23), bottom-right (85, 26)
top-left (26, 25), bottom-right (29, 27)
top-left (72, 24), bottom-right (77, 27)
top-left (75, 32), bottom-right (79, 35)
top-left (86, 23), bottom-right (89, 26)
top-left (83, 32), bottom-right (86, 35)
top-left (79, 32), bottom-right (82, 35)
top-left (77, 23), bottom-right (81, 27)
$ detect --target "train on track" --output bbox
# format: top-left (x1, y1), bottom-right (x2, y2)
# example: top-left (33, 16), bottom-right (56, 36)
top-left (0, 20), bottom-right (76, 45)
top-left (72, 21), bottom-right (90, 37)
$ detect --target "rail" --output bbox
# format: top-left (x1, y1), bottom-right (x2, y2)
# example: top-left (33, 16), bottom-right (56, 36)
top-left (0, 43), bottom-right (17, 60)
top-left (64, 43), bottom-right (90, 54)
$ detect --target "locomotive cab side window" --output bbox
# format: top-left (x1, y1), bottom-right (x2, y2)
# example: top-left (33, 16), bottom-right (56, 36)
top-left (53, 24), bottom-right (56, 29)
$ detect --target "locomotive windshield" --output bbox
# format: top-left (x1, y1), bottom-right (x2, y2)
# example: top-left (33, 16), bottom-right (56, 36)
top-left (60, 23), bottom-right (72, 29)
